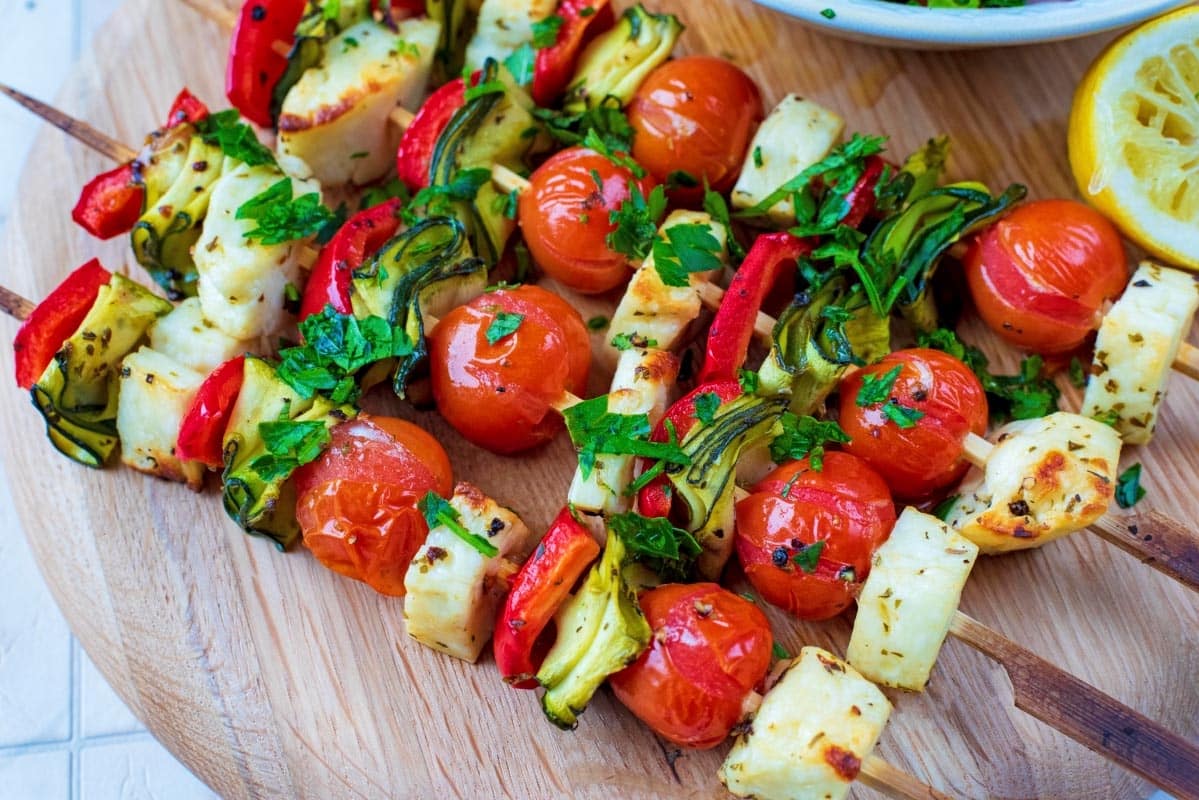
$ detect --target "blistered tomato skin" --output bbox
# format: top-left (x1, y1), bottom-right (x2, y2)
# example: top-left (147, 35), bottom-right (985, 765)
top-left (735, 453), bottom-right (896, 621)
top-left (518, 147), bottom-right (658, 294)
top-left (429, 286), bottom-right (591, 454)
top-left (963, 199), bottom-right (1127, 355)
top-left (293, 415), bottom-right (453, 597)
top-left (839, 348), bottom-right (989, 501)
top-left (628, 55), bottom-right (764, 201)
top-left (609, 583), bottom-right (773, 749)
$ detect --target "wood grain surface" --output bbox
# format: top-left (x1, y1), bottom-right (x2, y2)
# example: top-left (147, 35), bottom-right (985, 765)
top-left (1, 1), bottom-right (1197, 798)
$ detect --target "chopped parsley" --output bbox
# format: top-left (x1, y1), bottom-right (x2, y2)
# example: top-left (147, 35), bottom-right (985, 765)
top-left (418, 491), bottom-right (499, 557)
top-left (251, 413), bottom-right (331, 481)
top-left (485, 311), bottom-right (524, 344)
top-left (342, 36), bottom-right (359, 51)
top-left (1068, 356), bottom-right (1087, 388)
top-left (610, 331), bottom-right (657, 351)
top-left (359, 177), bottom-right (409, 211)
top-left (738, 368), bottom-right (760, 395)
top-left (195, 109), bottom-right (276, 167)
top-left (531, 14), bottom-right (565, 48)
top-left (563, 396), bottom-right (689, 480)
top-left (820, 8), bottom-right (836, 19)
top-left (405, 167), bottom-right (491, 223)
top-left (587, 315), bottom-right (609, 331)
top-left (739, 132), bottom-right (886, 221)
top-left (770, 413), bottom-right (850, 470)
top-left (235, 178), bottom-right (337, 245)
top-left (792, 540), bottom-right (825, 573)
top-left (702, 187), bottom-right (745, 262)
top-left (883, 402), bottom-right (925, 428)
top-left (752, 145), bottom-right (764, 167)
top-left (856, 363), bottom-right (902, 406)
top-left (582, 127), bottom-right (646, 177)
top-left (693, 392), bottom-right (722, 426)
top-left (607, 184), bottom-right (667, 261)
top-left (392, 38), bottom-right (421, 58)
top-left (534, 101), bottom-right (635, 160)
top-left (665, 170), bottom-right (699, 189)
top-left (772, 641), bottom-right (791, 660)
top-left (608, 511), bottom-right (701, 582)
top-left (932, 494), bottom-right (960, 521)
top-left (1115, 463), bottom-right (1146, 509)
top-left (652, 222), bottom-right (724, 287)
top-left (503, 42), bottom-right (536, 85)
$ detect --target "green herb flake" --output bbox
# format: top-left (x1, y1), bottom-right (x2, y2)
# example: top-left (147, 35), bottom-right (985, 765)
top-left (1068, 356), bottom-right (1087, 389)
top-left (485, 311), bottom-right (525, 345)
top-left (587, 315), bottom-right (609, 331)
top-left (531, 14), bottom-right (565, 48)
top-left (392, 39), bottom-right (421, 58)
top-left (693, 392), bottom-right (722, 426)
top-left (607, 184), bottom-right (668, 262)
top-left (579, 5), bottom-right (596, 16)
top-left (770, 412), bottom-right (850, 470)
top-left (792, 540), bottom-right (825, 573)
top-left (665, 170), bottom-right (699, 190)
top-left (251, 415), bottom-right (332, 481)
top-left (342, 36), bottom-right (359, 51)
top-left (583, 127), bottom-right (646, 178)
top-left (235, 178), bottom-right (337, 245)
top-left (418, 491), bottom-right (499, 557)
top-left (772, 641), bottom-right (791, 660)
top-left (406, 167), bottom-right (492, 222)
top-left (349, 150), bottom-right (369, 159)
top-left (883, 401), bottom-right (925, 429)
top-left (195, 109), bottom-right (277, 167)
top-left (820, 8), bottom-right (836, 19)
top-left (738, 368), bottom-right (760, 395)
top-left (610, 331), bottom-right (658, 351)
top-left (702, 186), bottom-right (745, 261)
top-left (503, 42), bottom-right (536, 85)
top-left (752, 145), bottom-right (764, 168)
top-left (652, 222), bottom-right (723, 288)
top-left (608, 511), bottom-right (701, 581)
top-left (932, 494), bottom-right (960, 521)
top-left (563, 396), bottom-right (689, 480)
top-left (856, 363), bottom-right (903, 407)
top-left (1115, 463), bottom-right (1147, 509)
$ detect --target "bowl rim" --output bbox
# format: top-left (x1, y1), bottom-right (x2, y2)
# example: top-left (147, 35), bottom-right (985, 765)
top-left (750, 0), bottom-right (1191, 46)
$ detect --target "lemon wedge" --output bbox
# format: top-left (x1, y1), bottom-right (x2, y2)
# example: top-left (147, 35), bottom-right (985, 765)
top-left (1068, 7), bottom-right (1199, 270)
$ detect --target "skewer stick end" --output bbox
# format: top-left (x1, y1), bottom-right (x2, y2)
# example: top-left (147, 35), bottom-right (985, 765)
top-left (859, 754), bottom-right (953, 800)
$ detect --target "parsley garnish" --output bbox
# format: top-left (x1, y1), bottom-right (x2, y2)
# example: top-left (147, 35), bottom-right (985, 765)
top-left (610, 332), bottom-right (657, 351)
top-left (752, 146), bottom-right (764, 167)
top-left (932, 494), bottom-right (959, 521)
top-left (392, 38), bottom-right (421, 58)
top-left (608, 511), bottom-right (701, 582)
top-left (772, 641), bottom-right (791, 660)
top-left (792, 540), bottom-right (825, 573)
top-left (883, 402), bottom-right (925, 428)
top-left (702, 186), bottom-right (745, 262)
top-left (343, 36), bottom-right (359, 51)
top-left (607, 184), bottom-right (667, 261)
top-left (485, 311), bottom-right (524, 344)
top-left (1115, 463), bottom-right (1146, 509)
top-left (1068, 356), bottom-right (1087, 388)
top-left (251, 413), bottom-right (331, 481)
top-left (820, 8), bottom-right (836, 18)
top-left (652, 222), bottom-right (723, 288)
top-left (359, 177), bottom-right (409, 211)
top-left (531, 14), bottom-right (565, 47)
top-left (534, 101), bottom-right (635, 158)
top-left (195, 110), bottom-right (276, 167)
top-left (693, 392), bottom-right (722, 425)
top-left (738, 132), bottom-right (886, 220)
top-left (276, 305), bottom-right (413, 403)
top-left (583, 127), bottom-right (646, 177)
top-left (738, 368), bottom-right (760, 395)
top-left (503, 42), bottom-right (536, 85)
top-left (406, 167), bottom-right (491, 222)
top-left (418, 491), bottom-right (499, 557)
top-left (563, 396), bottom-right (689, 479)
top-left (769, 413), bottom-right (850, 470)
top-left (587, 316), bottom-right (609, 331)
top-left (235, 178), bottom-right (337, 245)
top-left (856, 363), bottom-right (902, 406)
top-left (665, 170), bottom-right (699, 189)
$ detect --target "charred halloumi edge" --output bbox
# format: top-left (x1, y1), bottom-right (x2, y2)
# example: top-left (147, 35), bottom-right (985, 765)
top-left (1082, 262), bottom-right (1199, 445)
top-left (403, 482), bottom-right (535, 663)
top-left (720, 647), bottom-right (891, 800)
top-left (847, 508), bottom-right (978, 691)
top-left (731, 94), bottom-right (845, 228)
top-left (464, 0), bottom-right (557, 72)
top-left (945, 412), bottom-right (1121, 555)
top-left (278, 18), bottom-right (440, 187)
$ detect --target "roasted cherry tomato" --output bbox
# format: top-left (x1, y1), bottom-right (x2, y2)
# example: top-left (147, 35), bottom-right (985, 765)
top-left (838, 348), bottom-right (988, 501)
top-left (628, 56), bottom-right (764, 202)
top-left (518, 146), bottom-right (658, 294)
top-left (293, 415), bottom-right (453, 596)
top-left (963, 199), bottom-right (1127, 355)
top-left (429, 285), bottom-right (591, 454)
top-left (735, 453), bottom-right (895, 621)
top-left (609, 583), bottom-right (772, 749)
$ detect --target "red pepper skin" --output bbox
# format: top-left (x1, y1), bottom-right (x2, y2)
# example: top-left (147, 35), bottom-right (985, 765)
top-left (164, 88), bottom-right (210, 126)
top-left (493, 507), bottom-right (601, 688)
top-left (838, 155), bottom-right (886, 231)
top-left (225, 0), bottom-right (307, 128)
top-left (395, 78), bottom-right (466, 192)
top-left (175, 355), bottom-right (247, 469)
top-left (70, 163), bottom-right (143, 241)
top-left (636, 381), bottom-right (742, 518)
top-left (299, 198), bottom-right (404, 323)
top-left (697, 232), bottom-right (811, 385)
top-left (532, 0), bottom-right (616, 107)
top-left (13, 259), bottom-right (112, 389)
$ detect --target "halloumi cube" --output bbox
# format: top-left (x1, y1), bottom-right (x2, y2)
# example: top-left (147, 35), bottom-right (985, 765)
top-left (720, 647), bottom-right (891, 800)
top-left (1082, 262), bottom-right (1199, 444)
top-left (194, 163), bottom-right (321, 341)
top-left (117, 347), bottom-right (206, 490)
top-left (404, 482), bottom-right (535, 662)
top-left (731, 95), bottom-right (844, 228)
top-left (945, 412), bottom-right (1121, 554)
top-left (605, 210), bottom-right (728, 360)
top-left (463, 0), bottom-right (557, 72)
top-left (149, 298), bottom-right (254, 375)
top-left (847, 508), bottom-right (978, 691)
top-left (278, 18), bottom-right (440, 187)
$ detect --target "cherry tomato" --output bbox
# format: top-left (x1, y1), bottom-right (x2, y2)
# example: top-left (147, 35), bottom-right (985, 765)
top-left (518, 146), bottom-right (657, 294)
top-left (735, 453), bottom-right (895, 621)
top-left (628, 56), bottom-right (764, 202)
top-left (429, 285), bottom-right (591, 454)
top-left (609, 583), bottom-right (772, 749)
top-left (293, 415), bottom-right (453, 596)
top-left (963, 199), bottom-right (1127, 355)
top-left (838, 349), bottom-right (988, 501)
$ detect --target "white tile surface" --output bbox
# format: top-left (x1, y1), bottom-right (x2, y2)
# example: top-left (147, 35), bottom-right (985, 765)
top-left (1, 4), bottom-right (216, 799)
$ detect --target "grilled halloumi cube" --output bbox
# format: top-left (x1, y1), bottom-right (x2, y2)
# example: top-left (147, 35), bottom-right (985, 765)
top-left (194, 163), bottom-right (321, 341)
top-left (720, 647), bottom-right (891, 800)
top-left (404, 482), bottom-right (535, 662)
top-left (945, 412), bottom-right (1121, 554)
top-left (605, 210), bottom-right (728, 360)
top-left (731, 95), bottom-right (845, 227)
top-left (1082, 262), bottom-right (1199, 445)
top-left (117, 347), bottom-right (206, 490)
top-left (148, 298), bottom-right (254, 375)
top-left (566, 348), bottom-right (679, 514)
top-left (847, 508), bottom-right (978, 691)
top-left (463, 0), bottom-right (557, 72)
top-left (278, 18), bottom-right (440, 187)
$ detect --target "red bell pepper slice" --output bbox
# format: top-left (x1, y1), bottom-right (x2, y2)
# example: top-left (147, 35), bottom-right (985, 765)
top-left (635, 380), bottom-right (743, 518)
top-left (225, 0), bottom-right (307, 128)
top-left (164, 87), bottom-right (210, 127)
top-left (494, 506), bottom-right (601, 688)
top-left (395, 77), bottom-right (467, 193)
top-left (532, 0), bottom-right (616, 107)
top-left (839, 155), bottom-right (886, 231)
top-left (697, 232), bottom-right (812, 386)
top-left (176, 355), bottom-right (247, 469)
top-left (299, 198), bottom-right (404, 323)
top-left (70, 163), bottom-right (143, 241)
top-left (13, 259), bottom-right (112, 390)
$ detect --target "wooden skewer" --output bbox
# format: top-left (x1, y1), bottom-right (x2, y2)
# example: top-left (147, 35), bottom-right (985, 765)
top-left (0, 82), bottom-right (138, 163)
top-left (858, 755), bottom-right (952, 800)
top-left (0, 286), bottom-right (33, 322)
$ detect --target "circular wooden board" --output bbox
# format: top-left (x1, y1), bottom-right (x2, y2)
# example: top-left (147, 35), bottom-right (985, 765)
top-left (2, 1), bottom-right (1198, 798)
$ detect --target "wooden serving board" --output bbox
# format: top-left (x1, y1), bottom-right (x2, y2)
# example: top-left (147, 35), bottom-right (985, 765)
top-left (2, 1), bottom-right (1198, 798)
